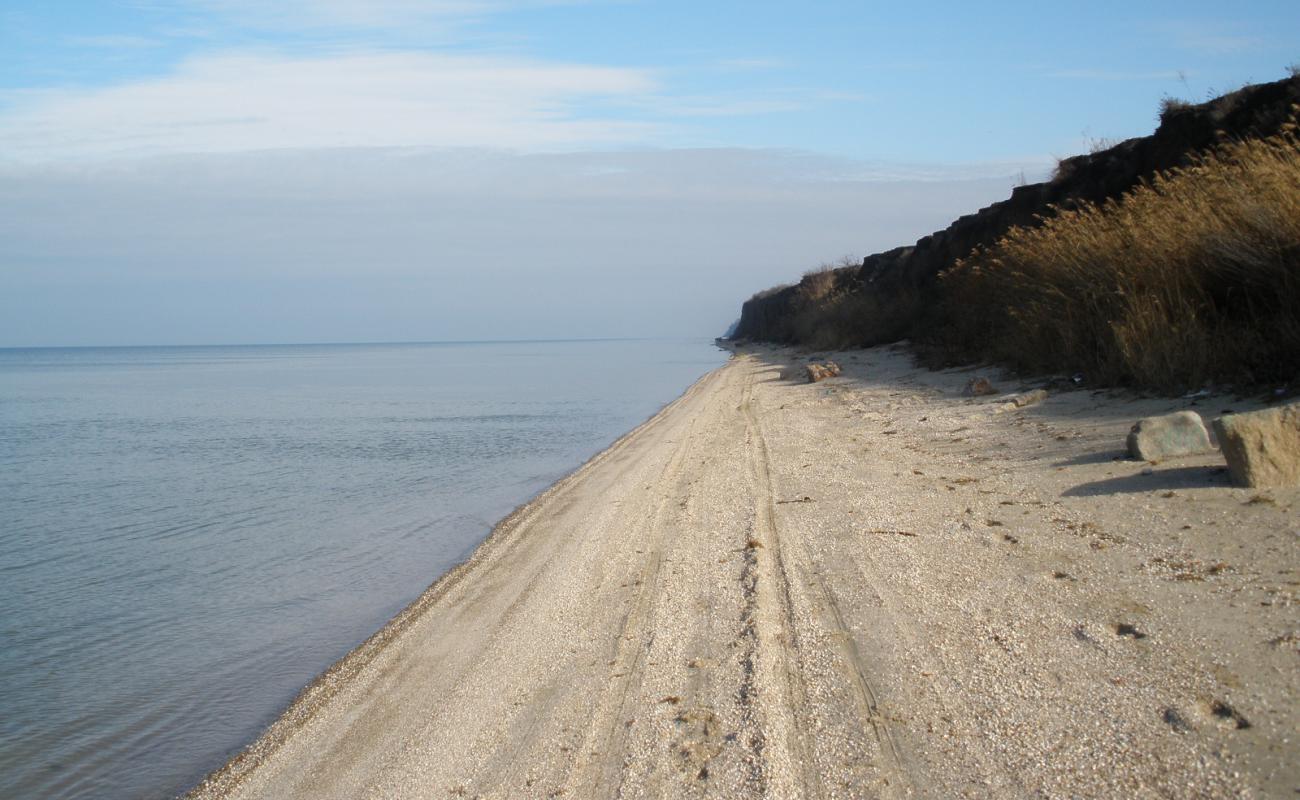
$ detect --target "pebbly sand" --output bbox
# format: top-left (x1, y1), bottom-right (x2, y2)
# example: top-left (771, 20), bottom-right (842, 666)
top-left (188, 345), bottom-right (1298, 799)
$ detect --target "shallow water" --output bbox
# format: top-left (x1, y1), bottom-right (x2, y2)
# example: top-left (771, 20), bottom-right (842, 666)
top-left (0, 339), bottom-right (725, 800)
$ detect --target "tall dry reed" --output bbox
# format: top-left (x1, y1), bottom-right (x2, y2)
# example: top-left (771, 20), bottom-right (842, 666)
top-left (937, 114), bottom-right (1300, 390)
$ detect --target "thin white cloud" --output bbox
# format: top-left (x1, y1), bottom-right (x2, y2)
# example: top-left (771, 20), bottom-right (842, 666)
top-left (1176, 32), bottom-right (1264, 55)
top-left (66, 34), bottom-right (165, 49)
top-left (1047, 69), bottom-right (1187, 81)
top-left (715, 58), bottom-right (788, 72)
top-left (183, 0), bottom-right (566, 30)
top-left (623, 86), bottom-right (867, 120)
top-left (0, 51), bottom-right (661, 162)
top-left (802, 89), bottom-right (869, 103)
top-left (1157, 21), bottom-right (1266, 55)
top-left (630, 96), bottom-right (805, 118)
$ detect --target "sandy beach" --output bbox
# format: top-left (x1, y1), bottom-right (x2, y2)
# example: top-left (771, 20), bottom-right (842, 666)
top-left (190, 346), bottom-right (1298, 799)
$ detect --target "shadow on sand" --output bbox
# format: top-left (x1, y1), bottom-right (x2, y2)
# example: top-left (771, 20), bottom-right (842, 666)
top-left (1053, 450), bottom-right (1128, 467)
top-left (1063, 465), bottom-right (1231, 497)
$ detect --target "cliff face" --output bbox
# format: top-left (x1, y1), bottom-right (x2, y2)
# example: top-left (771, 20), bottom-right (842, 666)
top-left (734, 75), bottom-right (1300, 345)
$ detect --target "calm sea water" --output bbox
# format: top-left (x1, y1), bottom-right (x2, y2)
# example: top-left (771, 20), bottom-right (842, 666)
top-left (0, 339), bottom-right (725, 800)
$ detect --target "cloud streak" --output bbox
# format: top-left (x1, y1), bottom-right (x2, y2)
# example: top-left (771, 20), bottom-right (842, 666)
top-left (170, 0), bottom-right (523, 31)
top-left (1046, 69), bottom-right (1187, 81)
top-left (0, 51), bottom-right (661, 161)
top-left (1157, 20), bottom-right (1267, 55)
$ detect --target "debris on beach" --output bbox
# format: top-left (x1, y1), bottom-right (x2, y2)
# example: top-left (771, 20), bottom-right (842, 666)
top-left (963, 376), bottom-right (998, 396)
top-left (998, 389), bottom-right (1049, 412)
top-left (806, 361), bottom-right (841, 383)
top-left (1011, 389), bottom-right (1048, 408)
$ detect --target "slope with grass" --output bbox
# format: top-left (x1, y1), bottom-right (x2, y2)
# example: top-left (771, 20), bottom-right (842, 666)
top-left (937, 126), bottom-right (1300, 390)
top-left (734, 75), bottom-right (1300, 392)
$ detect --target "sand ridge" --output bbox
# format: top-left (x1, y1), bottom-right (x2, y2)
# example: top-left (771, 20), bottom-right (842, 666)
top-left (190, 346), bottom-right (1299, 799)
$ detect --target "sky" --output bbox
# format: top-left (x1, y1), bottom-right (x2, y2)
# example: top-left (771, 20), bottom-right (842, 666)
top-left (1, 1), bottom-right (1297, 346)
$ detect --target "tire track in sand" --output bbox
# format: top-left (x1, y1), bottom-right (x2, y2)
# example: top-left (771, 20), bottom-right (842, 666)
top-left (570, 401), bottom-right (707, 797)
top-left (738, 365), bottom-right (815, 798)
top-left (740, 361), bottom-right (912, 799)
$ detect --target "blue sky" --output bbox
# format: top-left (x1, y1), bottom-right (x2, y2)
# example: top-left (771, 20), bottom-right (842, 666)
top-left (1, 1), bottom-right (1297, 345)
top-left (4, 1), bottom-right (1296, 162)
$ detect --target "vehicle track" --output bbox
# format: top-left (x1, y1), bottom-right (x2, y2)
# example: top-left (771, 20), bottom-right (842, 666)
top-left (572, 405), bottom-right (707, 796)
top-left (739, 361), bottom-right (912, 798)
top-left (737, 366), bottom-right (815, 798)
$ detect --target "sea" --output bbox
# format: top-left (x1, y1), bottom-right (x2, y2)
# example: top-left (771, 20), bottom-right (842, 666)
top-left (0, 339), bottom-right (726, 800)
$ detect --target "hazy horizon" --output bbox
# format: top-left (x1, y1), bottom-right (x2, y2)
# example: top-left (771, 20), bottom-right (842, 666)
top-left (3, 1), bottom-right (1297, 347)
top-left (0, 335), bottom-right (714, 349)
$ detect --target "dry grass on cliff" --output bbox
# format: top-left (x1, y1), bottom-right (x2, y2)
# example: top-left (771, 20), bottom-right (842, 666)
top-left (937, 116), bottom-right (1300, 391)
top-left (779, 259), bottom-right (919, 349)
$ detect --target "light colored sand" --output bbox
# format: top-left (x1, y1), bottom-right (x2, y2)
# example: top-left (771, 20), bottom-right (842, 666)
top-left (190, 346), bottom-right (1299, 799)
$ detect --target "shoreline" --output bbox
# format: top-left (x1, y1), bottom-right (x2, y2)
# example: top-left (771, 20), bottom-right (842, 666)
top-left (185, 366), bottom-right (723, 799)
top-left (190, 345), bottom-right (1298, 798)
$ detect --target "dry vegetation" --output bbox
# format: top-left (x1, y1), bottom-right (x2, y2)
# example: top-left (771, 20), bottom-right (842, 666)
top-left (935, 113), bottom-right (1300, 391)
top-left (769, 257), bottom-right (920, 350)
top-left (739, 87), bottom-right (1300, 393)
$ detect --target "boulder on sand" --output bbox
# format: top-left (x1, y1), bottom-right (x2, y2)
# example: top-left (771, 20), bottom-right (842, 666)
top-left (806, 361), bottom-right (841, 383)
top-left (1212, 402), bottom-right (1300, 488)
top-left (964, 377), bottom-right (998, 397)
top-left (1126, 411), bottom-right (1214, 462)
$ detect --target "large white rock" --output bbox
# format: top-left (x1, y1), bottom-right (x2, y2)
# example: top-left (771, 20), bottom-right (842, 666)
top-left (1126, 411), bottom-right (1214, 462)
top-left (1212, 403), bottom-right (1300, 488)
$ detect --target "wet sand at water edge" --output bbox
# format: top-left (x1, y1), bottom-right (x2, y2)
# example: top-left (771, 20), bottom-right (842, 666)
top-left (190, 345), bottom-right (1299, 799)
